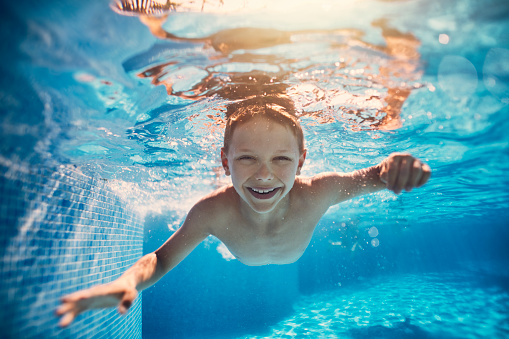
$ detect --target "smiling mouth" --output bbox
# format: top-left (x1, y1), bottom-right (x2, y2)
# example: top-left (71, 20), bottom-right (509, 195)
top-left (247, 187), bottom-right (281, 200)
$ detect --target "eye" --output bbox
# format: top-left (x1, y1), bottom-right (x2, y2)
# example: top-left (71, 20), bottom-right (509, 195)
top-left (274, 156), bottom-right (292, 162)
top-left (237, 155), bottom-right (256, 162)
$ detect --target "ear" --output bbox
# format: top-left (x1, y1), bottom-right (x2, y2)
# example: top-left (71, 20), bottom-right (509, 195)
top-left (221, 148), bottom-right (231, 176)
top-left (296, 150), bottom-right (307, 175)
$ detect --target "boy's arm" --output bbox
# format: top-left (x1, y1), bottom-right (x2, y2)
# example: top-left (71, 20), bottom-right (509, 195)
top-left (56, 201), bottom-right (212, 327)
top-left (310, 153), bottom-right (431, 207)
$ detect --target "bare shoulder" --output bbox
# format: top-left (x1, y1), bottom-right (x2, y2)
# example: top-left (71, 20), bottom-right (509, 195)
top-left (187, 185), bottom-right (237, 234)
top-left (291, 175), bottom-right (338, 212)
top-left (276, 175), bottom-right (339, 225)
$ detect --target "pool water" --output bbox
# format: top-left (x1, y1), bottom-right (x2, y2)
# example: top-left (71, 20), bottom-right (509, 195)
top-left (1, 0), bottom-right (508, 338)
top-left (252, 271), bottom-right (509, 338)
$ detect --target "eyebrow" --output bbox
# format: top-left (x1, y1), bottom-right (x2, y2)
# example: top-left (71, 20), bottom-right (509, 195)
top-left (235, 148), bottom-right (294, 153)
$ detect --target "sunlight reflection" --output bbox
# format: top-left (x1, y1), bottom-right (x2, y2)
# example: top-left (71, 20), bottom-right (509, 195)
top-left (128, 17), bottom-right (424, 132)
top-left (438, 55), bottom-right (478, 99)
top-left (483, 48), bottom-right (509, 104)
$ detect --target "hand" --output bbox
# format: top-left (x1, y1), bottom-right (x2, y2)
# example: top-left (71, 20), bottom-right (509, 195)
top-left (56, 280), bottom-right (138, 327)
top-left (379, 153), bottom-right (431, 194)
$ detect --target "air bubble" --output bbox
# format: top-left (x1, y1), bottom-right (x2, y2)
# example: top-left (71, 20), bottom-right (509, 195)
top-left (368, 226), bottom-right (378, 237)
top-left (438, 34), bottom-right (449, 45)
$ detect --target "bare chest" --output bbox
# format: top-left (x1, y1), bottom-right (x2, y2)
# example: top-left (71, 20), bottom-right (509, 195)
top-left (213, 211), bottom-right (322, 266)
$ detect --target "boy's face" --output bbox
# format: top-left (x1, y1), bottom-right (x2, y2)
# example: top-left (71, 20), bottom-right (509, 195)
top-left (221, 116), bottom-right (306, 214)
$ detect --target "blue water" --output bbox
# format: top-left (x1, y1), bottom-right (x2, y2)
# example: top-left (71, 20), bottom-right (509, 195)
top-left (1, 0), bottom-right (509, 338)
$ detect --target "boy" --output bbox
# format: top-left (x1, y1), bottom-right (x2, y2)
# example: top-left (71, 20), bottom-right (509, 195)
top-left (56, 96), bottom-right (430, 327)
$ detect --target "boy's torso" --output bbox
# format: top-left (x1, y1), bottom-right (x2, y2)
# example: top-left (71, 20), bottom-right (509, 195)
top-left (206, 179), bottom-right (330, 266)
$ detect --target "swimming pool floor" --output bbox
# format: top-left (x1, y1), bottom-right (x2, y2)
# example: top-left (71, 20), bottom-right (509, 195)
top-left (238, 270), bottom-right (509, 339)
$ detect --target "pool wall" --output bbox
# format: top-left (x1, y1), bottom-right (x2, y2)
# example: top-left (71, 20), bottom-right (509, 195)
top-left (0, 162), bottom-right (143, 338)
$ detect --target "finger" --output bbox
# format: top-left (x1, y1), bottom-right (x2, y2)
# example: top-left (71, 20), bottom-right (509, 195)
top-left (56, 303), bottom-right (74, 316)
top-left (394, 157), bottom-right (412, 194)
top-left (417, 163), bottom-right (431, 187)
top-left (60, 294), bottom-right (76, 303)
top-left (118, 289), bottom-right (137, 314)
top-left (118, 300), bottom-right (131, 314)
top-left (58, 310), bottom-right (78, 328)
top-left (406, 160), bottom-right (422, 191)
top-left (386, 156), bottom-right (401, 191)
top-left (61, 290), bottom-right (88, 303)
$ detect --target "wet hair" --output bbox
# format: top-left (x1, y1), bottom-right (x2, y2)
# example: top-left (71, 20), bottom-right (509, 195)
top-left (223, 95), bottom-right (305, 154)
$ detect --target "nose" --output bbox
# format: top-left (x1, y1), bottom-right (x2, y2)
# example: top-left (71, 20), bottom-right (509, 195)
top-left (255, 162), bottom-right (274, 181)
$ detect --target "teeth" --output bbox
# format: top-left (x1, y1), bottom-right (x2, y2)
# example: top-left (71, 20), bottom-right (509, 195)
top-left (251, 187), bottom-right (276, 194)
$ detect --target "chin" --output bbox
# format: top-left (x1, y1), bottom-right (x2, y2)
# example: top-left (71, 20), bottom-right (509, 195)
top-left (251, 205), bottom-right (277, 214)
top-left (248, 194), bottom-right (288, 214)
top-left (244, 195), bottom-right (285, 213)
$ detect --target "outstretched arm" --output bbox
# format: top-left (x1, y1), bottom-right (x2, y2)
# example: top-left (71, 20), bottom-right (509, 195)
top-left (309, 153), bottom-right (431, 207)
top-left (56, 202), bottom-right (211, 327)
